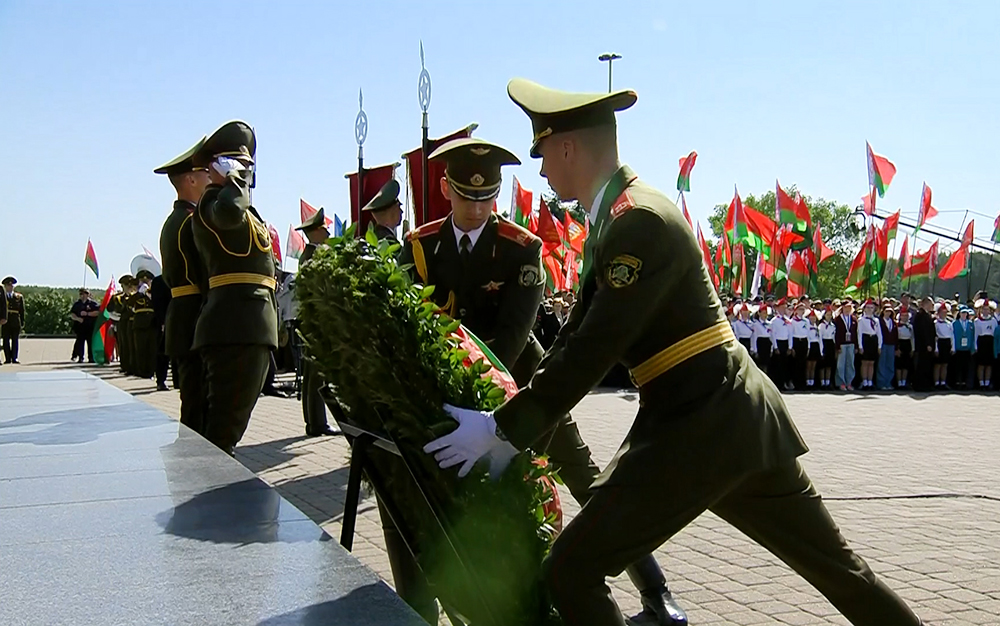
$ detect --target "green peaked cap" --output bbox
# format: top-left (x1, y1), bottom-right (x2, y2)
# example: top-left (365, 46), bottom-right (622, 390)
top-left (507, 77), bottom-right (637, 157)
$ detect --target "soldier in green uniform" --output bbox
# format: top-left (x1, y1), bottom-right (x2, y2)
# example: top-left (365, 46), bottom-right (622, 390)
top-left (0, 278), bottom-right (7, 366)
top-left (155, 136), bottom-right (211, 433)
top-left (115, 276), bottom-right (137, 374)
top-left (2, 276), bottom-right (25, 364)
top-left (424, 80), bottom-right (922, 626)
top-left (362, 179), bottom-right (403, 244)
top-left (191, 120), bottom-right (278, 456)
top-left (130, 269), bottom-right (158, 379)
top-left (294, 208), bottom-right (339, 437)
top-left (399, 137), bottom-right (686, 625)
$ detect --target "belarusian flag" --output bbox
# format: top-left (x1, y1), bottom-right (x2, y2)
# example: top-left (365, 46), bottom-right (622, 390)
top-left (916, 183), bottom-right (937, 232)
top-left (300, 199), bottom-right (333, 228)
top-left (813, 224), bottom-right (835, 264)
top-left (904, 240), bottom-right (939, 280)
top-left (452, 325), bottom-right (518, 399)
top-left (511, 176), bottom-right (534, 228)
top-left (680, 193), bottom-right (694, 230)
top-left (896, 235), bottom-right (909, 278)
top-left (696, 223), bottom-right (717, 289)
top-left (724, 186), bottom-right (748, 243)
top-left (884, 209), bottom-right (901, 242)
top-left (861, 193), bottom-right (875, 216)
top-left (866, 141), bottom-right (897, 198)
top-left (775, 181), bottom-right (809, 229)
top-left (677, 151), bottom-right (697, 192)
top-left (732, 244), bottom-right (746, 296)
top-left (91, 277), bottom-right (116, 365)
top-left (961, 220), bottom-right (975, 247)
top-left (563, 248), bottom-right (579, 291)
top-left (993, 213), bottom-right (1000, 243)
top-left (786, 251), bottom-right (810, 298)
top-left (869, 219), bottom-right (890, 282)
top-left (84, 239), bottom-right (99, 279)
top-left (845, 226), bottom-right (875, 289)
top-left (938, 245), bottom-right (970, 280)
top-left (743, 205), bottom-right (776, 257)
top-left (542, 250), bottom-right (565, 294)
top-left (286, 225), bottom-right (306, 260)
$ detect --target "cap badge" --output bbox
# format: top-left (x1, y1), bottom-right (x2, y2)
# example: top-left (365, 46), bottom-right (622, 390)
top-left (470, 173), bottom-right (485, 186)
top-left (470, 147), bottom-right (491, 156)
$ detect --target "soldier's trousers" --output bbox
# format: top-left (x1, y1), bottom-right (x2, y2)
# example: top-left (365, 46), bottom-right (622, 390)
top-left (301, 360), bottom-right (330, 433)
top-left (175, 352), bottom-right (206, 435)
top-left (118, 323), bottom-right (131, 373)
top-left (132, 328), bottom-right (157, 378)
top-left (2, 321), bottom-right (21, 362)
top-left (544, 459), bottom-right (921, 626)
top-left (201, 345), bottom-right (270, 456)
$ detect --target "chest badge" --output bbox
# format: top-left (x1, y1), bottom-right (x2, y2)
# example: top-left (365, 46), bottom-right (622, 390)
top-left (482, 280), bottom-right (504, 292)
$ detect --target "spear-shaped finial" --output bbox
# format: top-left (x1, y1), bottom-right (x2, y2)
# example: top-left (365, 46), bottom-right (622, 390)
top-left (355, 88), bottom-right (368, 147)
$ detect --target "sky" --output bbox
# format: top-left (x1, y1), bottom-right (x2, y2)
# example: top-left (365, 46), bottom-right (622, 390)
top-left (1, 0), bottom-right (998, 286)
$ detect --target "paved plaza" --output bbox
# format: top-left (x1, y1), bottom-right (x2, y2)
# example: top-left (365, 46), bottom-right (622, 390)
top-left (7, 338), bottom-right (1000, 625)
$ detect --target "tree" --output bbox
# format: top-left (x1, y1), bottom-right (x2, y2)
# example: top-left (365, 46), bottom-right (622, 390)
top-left (706, 186), bottom-right (860, 299)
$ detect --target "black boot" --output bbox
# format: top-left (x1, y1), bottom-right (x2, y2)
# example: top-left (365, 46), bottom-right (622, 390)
top-left (626, 556), bottom-right (688, 625)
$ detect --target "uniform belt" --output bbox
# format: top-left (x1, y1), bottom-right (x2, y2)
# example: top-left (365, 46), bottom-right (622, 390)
top-left (630, 320), bottom-right (736, 387)
top-left (208, 272), bottom-right (277, 290)
top-left (170, 285), bottom-right (201, 297)
top-left (132, 308), bottom-right (154, 314)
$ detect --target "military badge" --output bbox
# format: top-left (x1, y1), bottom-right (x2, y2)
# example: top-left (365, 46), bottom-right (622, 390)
top-left (606, 254), bottom-right (642, 288)
top-left (482, 280), bottom-right (504, 292)
top-left (470, 173), bottom-right (485, 186)
top-left (518, 264), bottom-right (540, 287)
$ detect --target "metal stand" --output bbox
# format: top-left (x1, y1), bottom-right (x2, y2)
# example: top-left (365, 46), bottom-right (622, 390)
top-left (322, 389), bottom-right (500, 626)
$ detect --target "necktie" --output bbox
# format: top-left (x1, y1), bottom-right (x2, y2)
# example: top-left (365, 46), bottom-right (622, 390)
top-left (459, 234), bottom-right (472, 265)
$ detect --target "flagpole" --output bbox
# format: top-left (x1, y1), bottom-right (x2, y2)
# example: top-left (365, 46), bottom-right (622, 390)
top-left (356, 89), bottom-right (367, 236)
top-left (984, 243), bottom-right (996, 294)
top-left (418, 42), bottom-right (432, 226)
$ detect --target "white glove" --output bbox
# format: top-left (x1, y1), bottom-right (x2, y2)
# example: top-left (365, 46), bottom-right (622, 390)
top-left (486, 439), bottom-right (519, 480)
top-left (423, 404), bottom-right (513, 478)
top-left (137, 283), bottom-right (148, 294)
top-left (211, 156), bottom-right (247, 178)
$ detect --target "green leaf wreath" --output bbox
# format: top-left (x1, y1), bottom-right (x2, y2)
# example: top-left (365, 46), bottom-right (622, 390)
top-left (296, 225), bottom-right (562, 625)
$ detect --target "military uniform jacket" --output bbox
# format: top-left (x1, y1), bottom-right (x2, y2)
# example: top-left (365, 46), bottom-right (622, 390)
top-left (493, 165), bottom-right (807, 487)
top-left (160, 200), bottom-right (205, 357)
top-left (191, 175), bottom-right (278, 349)
top-left (4, 292), bottom-right (24, 329)
top-left (130, 290), bottom-right (156, 331)
top-left (399, 214), bottom-right (544, 369)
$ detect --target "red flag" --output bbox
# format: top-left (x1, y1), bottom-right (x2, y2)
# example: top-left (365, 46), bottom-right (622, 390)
top-left (775, 181), bottom-right (797, 224)
top-left (696, 224), bottom-right (718, 289)
top-left (866, 142), bottom-right (897, 198)
top-left (536, 198), bottom-right (564, 245)
top-left (883, 209), bottom-right (901, 241)
top-left (861, 192), bottom-right (875, 216)
top-left (680, 192), bottom-right (693, 230)
top-left (542, 252), bottom-right (565, 294)
top-left (404, 125), bottom-right (476, 228)
top-left (563, 248), bottom-right (579, 291)
top-left (300, 199), bottom-right (333, 228)
top-left (792, 193), bottom-right (812, 230)
top-left (814, 224), bottom-right (835, 264)
top-left (677, 151), bottom-right (698, 192)
top-left (896, 235), bottom-right (909, 277)
top-left (961, 220), bottom-right (974, 247)
top-left (938, 245), bottom-right (970, 280)
top-left (904, 240), bottom-right (939, 279)
top-left (286, 225), bottom-right (306, 260)
top-left (267, 223), bottom-right (282, 265)
top-left (917, 183), bottom-right (938, 231)
top-left (743, 205), bottom-right (776, 253)
top-left (563, 210), bottom-right (585, 254)
top-left (345, 163), bottom-right (399, 237)
top-left (95, 276), bottom-right (117, 363)
top-left (510, 176), bottom-right (534, 228)
top-left (84, 239), bottom-right (99, 279)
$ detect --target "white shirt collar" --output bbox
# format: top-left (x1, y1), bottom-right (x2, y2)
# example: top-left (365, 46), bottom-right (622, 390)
top-left (452, 217), bottom-right (489, 251)
top-left (589, 176), bottom-right (614, 226)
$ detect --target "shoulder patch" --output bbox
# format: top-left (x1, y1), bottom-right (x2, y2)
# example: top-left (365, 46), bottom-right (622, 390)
top-left (406, 217), bottom-right (447, 241)
top-left (610, 190), bottom-right (636, 219)
top-left (497, 218), bottom-right (539, 247)
top-left (605, 254), bottom-right (642, 288)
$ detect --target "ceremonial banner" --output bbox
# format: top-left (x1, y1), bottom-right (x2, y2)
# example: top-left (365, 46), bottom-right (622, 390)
top-left (403, 125), bottom-right (475, 228)
top-left (91, 277), bottom-right (116, 365)
top-left (286, 225), bottom-right (306, 260)
top-left (677, 150), bottom-right (697, 192)
top-left (345, 163), bottom-right (399, 237)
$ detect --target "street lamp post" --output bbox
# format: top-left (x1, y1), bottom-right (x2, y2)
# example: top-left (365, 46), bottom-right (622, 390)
top-left (598, 53), bottom-right (621, 93)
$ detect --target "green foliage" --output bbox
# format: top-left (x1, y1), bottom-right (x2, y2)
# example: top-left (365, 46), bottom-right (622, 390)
top-left (20, 288), bottom-right (71, 335)
top-left (295, 225), bottom-right (561, 625)
top-left (706, 186), bottom-right (861, 299)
